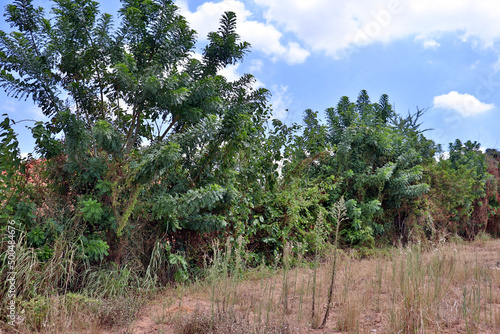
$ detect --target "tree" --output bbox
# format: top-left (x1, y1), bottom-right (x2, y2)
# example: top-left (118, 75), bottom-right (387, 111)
top-left (0, 0), bottom-right (267, 263)
top-left (423, 140), bottom-right (488, 239)
top-left (299, 91), bottom-right (437, 245)
top-left (203, 11), bottom-right (250, 76)
top-left (356, 89), bottom-right (371, 120)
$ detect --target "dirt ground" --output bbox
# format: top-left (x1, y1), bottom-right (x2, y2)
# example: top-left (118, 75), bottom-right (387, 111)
top-left (111, 239), bottom-right (500, 334)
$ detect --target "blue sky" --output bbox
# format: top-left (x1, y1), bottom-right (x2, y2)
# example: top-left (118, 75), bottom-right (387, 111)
top-left (1, 0), bottom-right (500, 155)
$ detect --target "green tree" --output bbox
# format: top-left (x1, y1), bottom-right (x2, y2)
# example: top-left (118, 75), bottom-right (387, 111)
top-left (0, 0), bottom-right (267, 263)
top-left (298, 91), bottom-right (437, 246)
top-left (203, 11), bottom-right (250, 76)
top-left (424, 140), bottom-right (488, 239)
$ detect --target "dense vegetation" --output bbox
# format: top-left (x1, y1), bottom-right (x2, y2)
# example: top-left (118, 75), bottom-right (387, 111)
top-left (1, 0), bottom-right (500, 330)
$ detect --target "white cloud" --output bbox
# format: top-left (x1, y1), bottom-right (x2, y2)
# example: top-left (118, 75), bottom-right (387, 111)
top-left (269, 85), bottom-right (291, 120)
top-left (433, 91), bottom-right (494, 117)
top-left (28, 106), bottom-right (47, 121)
top-left (176, 0), bottom-right (309, 64)
top-left (415, 35), bottom-right (440, 49)
top-left (190, 51), bottom-right (203, 62)
top-left (285, 42), bottom-right (310, 65)
top-left (437, 151), bottom-right (450, 161)
top-left (218, 63), bottom-right (242, 82)
top-left (249, 59), bottom-right (263, 73)
top-left (253, 0), bottom-right (500, 57)
top-left (217, 63), bottom-right (264, 88)
top-left (423, 39), bottom-right (440, 49)
top-left (0, 100), bottom-right (17, 113)
top-left (177, 0), bottom-right (251, 38)
top-left (0, 100), bottom-right (47, 121)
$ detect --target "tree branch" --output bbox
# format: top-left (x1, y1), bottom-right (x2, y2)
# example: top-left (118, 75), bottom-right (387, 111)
top-left (158, 114), bottom-right (180, 142)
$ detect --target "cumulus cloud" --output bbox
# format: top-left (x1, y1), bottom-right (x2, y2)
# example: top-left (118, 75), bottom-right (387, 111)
top-left (218, 63), bottom-right (242, 82)
top-left (423, 39), bottom-right (440, 49)
top-left (177, 0), bottom-right (309, 64)
top-left (433, 91), bottom-right (494, 117)
top-left (415, 35), bottom-right (440, 49)
top-left (285, 42), bottom-right (310, 64)
top-left (249, 59), bottom-right (264, 73)
top-left (217, 63), bottom-right (264, 88)
top-left (253, 0), bottom-right (500, 57)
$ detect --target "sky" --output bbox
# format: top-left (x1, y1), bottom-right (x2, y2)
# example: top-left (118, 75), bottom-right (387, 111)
top-left (1, 0), bottom-right (500, 156)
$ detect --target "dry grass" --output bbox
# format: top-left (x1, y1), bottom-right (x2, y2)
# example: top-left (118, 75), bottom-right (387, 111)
top-left (169, 238), bottom-right (500, 334)
top-left (0, 291), bottom-right (147, 334)
top-left (174, 310), bottom-right (292, 334)
top-left (0, 235), bottom-right (150, 334)
top-left (3, 238), bottom-right (500, 333)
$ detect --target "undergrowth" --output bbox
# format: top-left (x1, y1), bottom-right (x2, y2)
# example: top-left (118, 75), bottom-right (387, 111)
top-left (2, 201), bottom-right (500, 333)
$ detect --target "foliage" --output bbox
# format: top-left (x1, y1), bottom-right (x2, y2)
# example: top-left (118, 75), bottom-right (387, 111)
top-left (0, 114), bottom-right (24, 216)
top-left (292, 90), bottom-right (437, 245)
top-left (0, 0), bottom-right (267, 261)
top-left (423, 140), bottom-right (488, 239)
top-left (0, 5), bottom-right (499, 329)
top-left (203, 11), bottom-right (250, 75)
top-left (79, 236), bottom-right (110, 262)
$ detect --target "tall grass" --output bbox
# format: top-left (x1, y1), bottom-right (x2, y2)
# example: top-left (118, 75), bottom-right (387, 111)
top-left (387, 243), bottom-right (498, 333)
top-left (319, 197), bottom-right (346, 328)
top-left (174, 234), bottom-right (500, 333)
top-left (0, 230), bottom-right (150, 333)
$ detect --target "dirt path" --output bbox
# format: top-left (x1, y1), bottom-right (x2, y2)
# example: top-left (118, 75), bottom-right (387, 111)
top-left (125, 295), bottom-right (211, 334)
